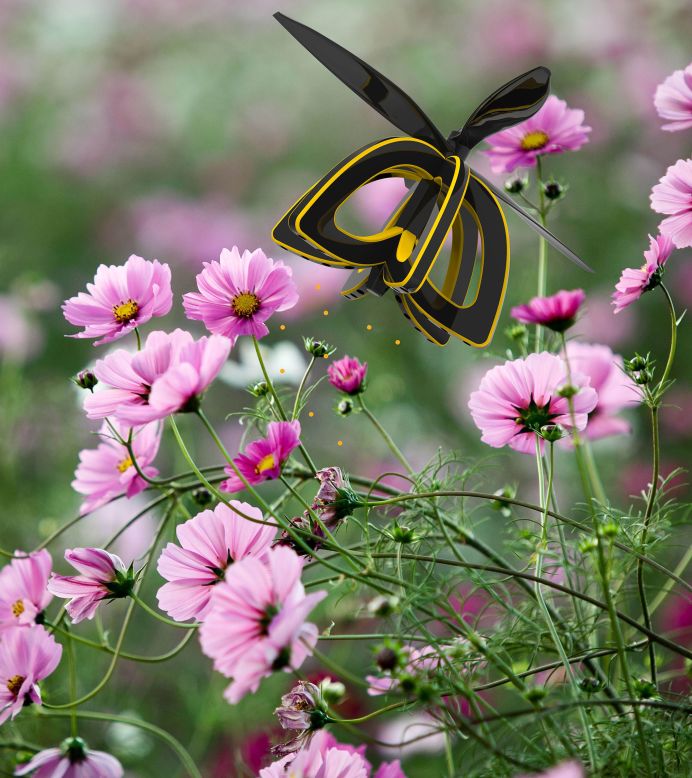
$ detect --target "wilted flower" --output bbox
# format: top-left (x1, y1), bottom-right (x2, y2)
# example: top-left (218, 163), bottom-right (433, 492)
top-left (0, 626), bottom-right (62, 724)
top-left (650, 158), bottom-right (692, 248)
top-left (0, 551), bottom-right (52, 633)
top-left (328, 355), bottom-right (367, 395)
top-left (220, 421), bottom-right (301, 493)
top-left (484, 96), bottom-right (591, 174)
top-left (62, 255), bottom-right (172, 346)
top-left (183, 247), bottom-right (299, 345)
top-left (312, 467), bottom-right (360, 528)
top-left (612, 234), bottom-right (674, 313)
top-left (14, 737), bottom-right (123, 777)
top-left (654, 63), bottom-right (692, 132)
top-left (48, 547), bottom-right (134, 623)
top-left (275, 513), bottom-right (325, 555)
top-left (468, 353), bottom-right (597, 454)
top-left (273, 681), bottom-right (329, 754)
top-left (511, 289), bottom-right (585, 332)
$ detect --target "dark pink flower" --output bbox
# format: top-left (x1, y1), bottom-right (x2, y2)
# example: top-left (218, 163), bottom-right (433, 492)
top-left (327, 355), bottom-right (367, 395)
top-left (199, 546), bottom-right (326, 704)
top-left (511, 289), bottom-right (585, 332)
top-left (468, 353), bottom-right (597, 454)
top-left (72, 420), bottom-right (161, 514)
top-left (484, 96), bottom-right (591, 174)
top-left (183, 247), bottom-right (299, 345)
top-left (156, 501), bottom-right (276, 622)
top-left (612, 233), bottom-right (674, 313)
top-left (221, 421), bottom-right (301, 493)
top-left (48, 547), bottom-right (133, 624)
top-left (0, 626), bottom-right (62, 724)
top-left (654, 63), bottom-right (692, 132)
top-left (0, 551), bottom-right (52, 633)
top-left (15, 737), bottom-right (123, 777)
top-left (562, 342), bottom-right (639, 440)
top-left (650, 158), bottom-right (692, 248)
top-left (62, 255), bottom-right (172, 346)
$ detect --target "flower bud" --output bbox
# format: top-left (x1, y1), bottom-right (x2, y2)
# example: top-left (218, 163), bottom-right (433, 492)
top-left (367, 595), bottom-right (399, 617)
top-left (192, 487), bottom-right (213, 507)
top-left (336, 398), bottom-right (354, 417)
top-left (540, 424), bottom-right (565, 442)
top-left (504, 175), bottom-right (528, 194)
top-left (391, 525), bottom-right (416, 544)
top-left (505, 323), bottom-right (528, 344)
top-left (375, 647), bottom-right (399, 672)
top-left (541, 179), bottom-right (568, 201)
top-left (557, 384), bottom-right (578, 399)
top-left (579, 677), bottom-right (603, 694)
top-left (248, 380), bottom-right (269, 397)
top-left (320, 678), bottom-right (346, 705)
top-left (303, 336), bottom-right (336, 358)
top-left (73, 370), bottom-right (98, 391)
top-left (633, 678), bottom-right (658, 699)
top-left (524, 686), bottom-right (548, 703)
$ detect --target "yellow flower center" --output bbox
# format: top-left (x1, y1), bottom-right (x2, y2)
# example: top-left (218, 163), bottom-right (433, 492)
top-left (6, 674), bottom-right (24, 696)
top-left (520, 130), bottom-right (549, 151)
top-left (117, 456), bottom-right (134, 473)
top-left (231, 292), bottom-right (260, 318)
top-left (112, 299), bottom-right (139, 324)
top-left (11, 599), bottom-right (24, 618)
top-left (255, 453), bottom-right (276, 475)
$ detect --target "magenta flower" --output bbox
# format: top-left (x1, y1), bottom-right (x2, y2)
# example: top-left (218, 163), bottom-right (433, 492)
top-left (220, 420), bottom-right (301, 493)
top-left (15, 738), bottom-right (123, 777)
top-left (654, 63), bottom-right (692, 132)
top-left (72, 420), bottom-right (161, 514)
top-left (562, 343), bottom-right (638, 441)
top-left (62, 255), bottom-right (172, 346)
top-left (650, 158), bottom-right (692, 248)
top-left (327, 355), bottom-right (367, 395)
top-left (511, 289), bottom-right (585, 332)
top-left (612, 233), bottom-right (674, 314)
top-left (199, 545), bottom-right (326, 703)
top-left (484, 96), bottom-right (591, 174)
top-left (0, 626), bottom-right (62, 725)
top-left (468, 353), bottom-right (597, 454)
top-left (182, 246), bottom-right (299, 345)
top-left (0, 551), bottom-right (52, 633)
top-left (48, 547), bottom-right (133, 623)
top-left (156, 501), bottom-right (276, 622)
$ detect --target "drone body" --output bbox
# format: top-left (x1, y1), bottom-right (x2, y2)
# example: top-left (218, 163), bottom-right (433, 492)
top-left (272, 13), bottom-right (590, 346)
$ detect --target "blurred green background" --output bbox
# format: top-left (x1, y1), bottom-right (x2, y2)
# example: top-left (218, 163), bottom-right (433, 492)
top-left (0, 1), bottom-right (690, 775)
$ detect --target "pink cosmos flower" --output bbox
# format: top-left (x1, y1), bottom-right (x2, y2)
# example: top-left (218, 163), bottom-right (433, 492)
top-left (182, 247), bottom-right (299, 345)
top-left (48, 547), bottom-right (132, 624)
top-left (156, 501), bottom-right (276, 622)
top-left (468, 353), bottom-right (597, 454)
top-left (72, 420), bottom-right (161, 514)
top-left (518, 761), bottom-right (584, 778)
top-left (654, 64), bottom-right (692, 132)
top-left (511, 289), bottom-right (585, 332)
top-left (62, 255), bottom-right (172, 346)
top-left (327, 355), bottom-right (368, 395)
top-left (484, 96), bottom-right (591, 174)
top-left (199, 545), bottom-right (326, 704)
top-left (650, 158), bottom-right (692, 248)
top-left (15, 738), bottom-right (123, 777)
top-left (0, 551), bottom-right (52, 633)
top-left (0, 626), bottom-right (62, 725)
top-left (562, 343), bottom-right (638, 440)
top-left (221, 421), bottom-right (301, 493)
top-left (612, 233), bottom-right (674, 313)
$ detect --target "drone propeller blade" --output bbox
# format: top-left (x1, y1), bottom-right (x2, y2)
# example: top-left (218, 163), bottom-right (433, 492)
top-left (274, 12), bottom-right (448, 151)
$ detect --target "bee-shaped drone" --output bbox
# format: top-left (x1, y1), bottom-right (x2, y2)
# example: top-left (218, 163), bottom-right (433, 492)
top-left (272, 13), bottom-right (591, 347)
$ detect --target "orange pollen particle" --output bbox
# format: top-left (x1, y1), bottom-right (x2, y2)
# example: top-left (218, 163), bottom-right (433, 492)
top-left (520, 130), bottom-right (549, 151)
top-left (255, 453), bottom-right (276, 475)
top-left (113, 299), bottom-right (139, 324)
top-left (6, 674), bottom-right (24, 696)
top-left (11, 600), bottom-right (25, 618)
top-left (232, 292), bottom-right (260, 318)
top-left (117, 456), bottom-right (134, 474)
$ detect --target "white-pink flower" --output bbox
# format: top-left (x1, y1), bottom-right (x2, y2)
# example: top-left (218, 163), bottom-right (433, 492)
top-left (0, 551), bottom-right (52, 633)
top-left (62, 255), bottom-right (172, 346)
top-left (15, 738), bottom-right (123, 777)
top-left (650, 158), bottom-right (692, 248)
top-left (654, 63), bottom-right (692, 132)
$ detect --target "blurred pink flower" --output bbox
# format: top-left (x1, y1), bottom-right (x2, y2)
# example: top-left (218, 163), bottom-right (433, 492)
top-left (468, 353), bottom-right (597, 454)
top-left (221, 420), bottom-right (301, 493)
top-left (484, 96), bottom-right (591, 173)
top-left (650, 158), bottom-right (692, 248)
top-left (328, 355), bottom-right (368, 395)
top-left (367, 644), bottom-right (444, 696)
top-left (518, 761), bottom-right (584, 778)
top-left (350, 178), bottom-right (409, 231)
top-left (48, 547), bottom-right (131, 624)
top-left (375, 711), bottom-right (446, 757)
top-left (183, 247), bottom-right (299, 345)
top-left (619, 460), bottom-right (688, 499)
top-left (15, 739), bottom-right (123, 777)
top-left (199, 546), bottom-right (326, 703)
top-left (654, 63), bottom-right (692, 132)
top-left (0, 295), bottom-right (42, 363)
top-left (0, 626), bottom-right (62, 724)
top-left (511, 289), bottom-right (585, 332)
top-left (62, 255), bottom-right (172, 346)
top-left (72, 420), bottom-right (161, 514)
top-left (0, 550), bottom-right (52, 633)
top-left (612, 233), bottom-right (674, 313)
top-left (572, 292), bottom-right (636, 347)
top-left (661, 387), bottom-right (692, 439)
top-left (562, 342), bottom-right (638, 440)
top-left (156, 501), bottom-right (276, 622)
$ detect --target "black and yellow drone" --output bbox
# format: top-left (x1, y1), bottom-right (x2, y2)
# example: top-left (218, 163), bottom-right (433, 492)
top-left (272, 13), bottom-right (591, 347)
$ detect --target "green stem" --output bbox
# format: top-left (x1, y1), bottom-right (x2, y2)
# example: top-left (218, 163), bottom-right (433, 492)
top-left (357, 396), bottom-right (414, 475)
top-left (292, 355), bottom-right (316, 419)
top-left (134, 327), bottom-right (142, 351)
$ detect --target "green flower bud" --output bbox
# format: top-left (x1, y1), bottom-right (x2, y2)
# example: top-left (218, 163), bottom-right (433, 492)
top-left (391, 525), bottom-right (416, 544)
top-left (303, 336), bottom-right (336, 358)
top-left (524, 686), bottom-right (548, 703)
top-left (540, 424), bottom-right (565, 442)
top-left (336, 397), bottom-right (355, 417)
top-left (504, 175), bottom-right (528, 194)
top-left (248, 380), bottom-right (269, 397)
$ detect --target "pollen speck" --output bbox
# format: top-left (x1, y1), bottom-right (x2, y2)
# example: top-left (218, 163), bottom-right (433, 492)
top-left (337, 440), bottom-right (343, 447)
top-left (279, 324), bottom-right (286, 331)
top-left (308, 411), bottom-right (315, 418)
top-left (279, 368), bottom-right (285, 374)
top-left (366, 324), bottom-right (373, 331)
top-left (323, 309), bottom-right (329, 316)
top-left (315, 283), bottom-right (321, 290)
top-left (394, 339), bottom-right (401, 346)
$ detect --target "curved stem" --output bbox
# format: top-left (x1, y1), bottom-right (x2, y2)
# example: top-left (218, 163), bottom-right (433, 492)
top-left (357, 396), bottom-right (414, 475)
top-left (293, 355), bottom-right (316, 419)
